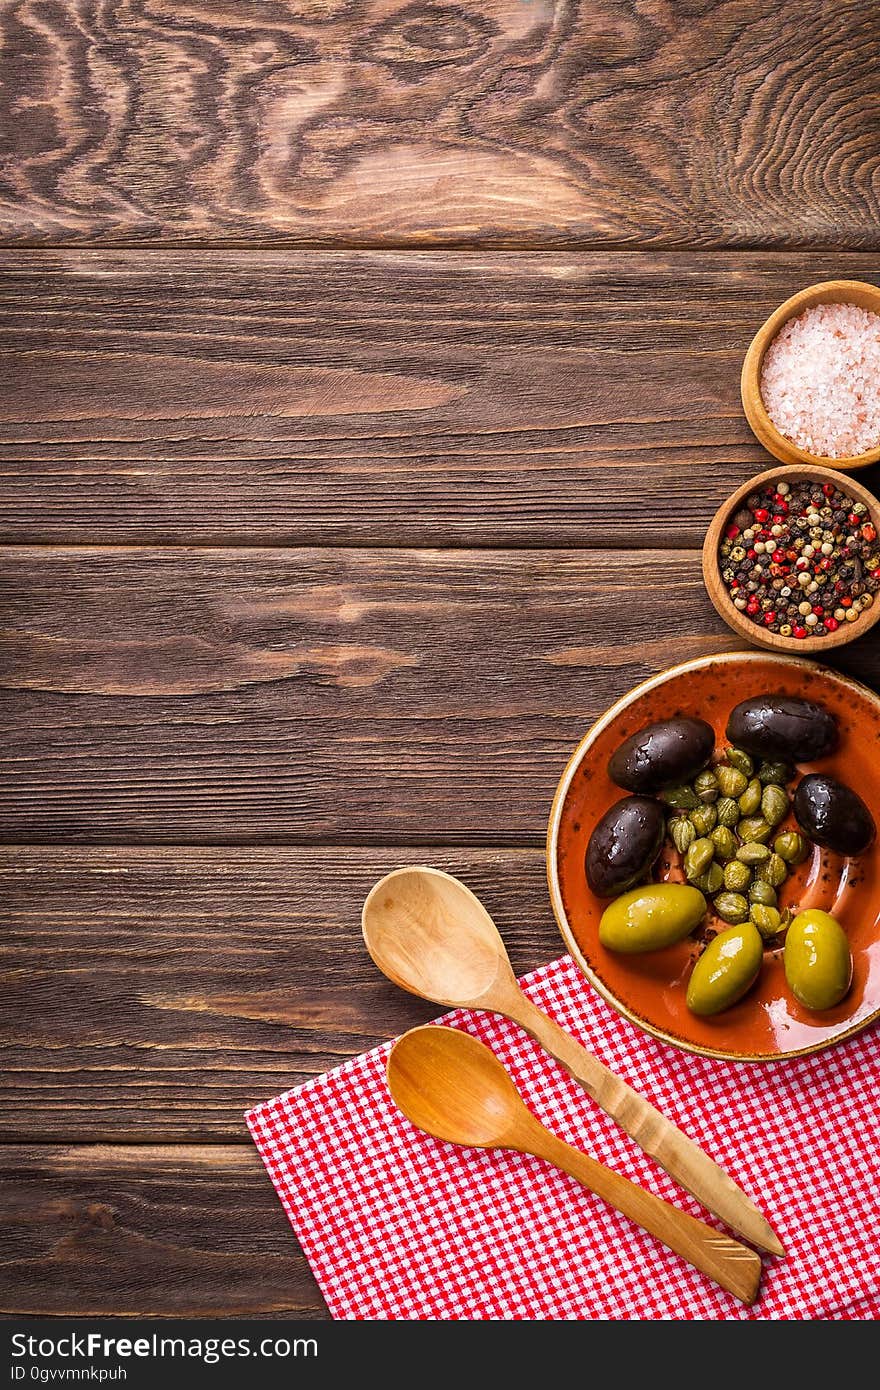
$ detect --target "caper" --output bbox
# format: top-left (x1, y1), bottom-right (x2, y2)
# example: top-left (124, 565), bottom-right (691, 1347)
top-left (774, 831), bottom-right (810, 866)
top-left (738, 778), bottom-right (763, 816)
top-left (689, 803), bottom-right (717, 835)
top-left (748, 879), bottom-right (777, 907)
top-left (726, 748), bottom-right (754, 778)
top-left (751, 905), bottom-right (782, 939)
top-left (758, 760), bottom-right (794, 786)
top-left (684, 837), bottom-right (715, 880)
top-left (710, 825), bottom-right (737, 861)
top-left (694, 769), bottom-right (719, 804)
top-left (716, 796), bottom-right (740, 828)
top-left (661, 784), bottom-right (701, 811)
top-left (756, 852), bottom-right (787, 888)
top-left (723, 860), bottom-right (752, 893)
top-left (716, 765), bottom-right (748, 799)
top-left (760, 783), bottom-right (789, 827)
top-left (738, 816), bottom-right (772, 844)
top-left (693, 862), bottom-right (724, 896)
top-left (714, 891), bottom-right (750, 925)
top-left (670, 817), bottom-right (696, 854)
top-left (737, 841), bottom-right (770, 865)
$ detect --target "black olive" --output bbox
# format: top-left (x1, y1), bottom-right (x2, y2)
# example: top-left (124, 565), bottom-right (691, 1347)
top-left (794, 774), bottom-right (876, 856)
top-left (608, 718), bottom-right (714, 794)
top-left (585, 795), bottom-right (666, 897)
top-left (726, 696), bottom-right (838, 763)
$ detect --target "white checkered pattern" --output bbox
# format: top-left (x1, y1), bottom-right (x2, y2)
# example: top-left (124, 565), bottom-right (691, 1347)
top-left (246, 956), bottom-right (880, 1319)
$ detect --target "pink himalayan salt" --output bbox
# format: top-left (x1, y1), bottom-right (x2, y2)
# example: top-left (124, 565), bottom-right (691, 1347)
top-left (760, 301), bottom-right (880, 458)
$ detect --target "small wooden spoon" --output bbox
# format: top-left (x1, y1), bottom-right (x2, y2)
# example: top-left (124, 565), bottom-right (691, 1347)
top-left (388, 1025), bottom-right (762, 1306)
top-left (363, 866), bottom-right (783, 1258)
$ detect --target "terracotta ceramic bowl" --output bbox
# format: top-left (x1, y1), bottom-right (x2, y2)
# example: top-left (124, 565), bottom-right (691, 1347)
top-left (546, 652), bottom-right (880, 1062)
top-left (741, 278), bottom-right (880, 470)
top-left (702, 463), bottom-right (880, 655)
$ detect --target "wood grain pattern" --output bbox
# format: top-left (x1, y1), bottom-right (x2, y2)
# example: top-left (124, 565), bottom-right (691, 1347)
top-left (0, 1143), bottom-right (328, 1316)
top-left (1, 1), bottom-right (878, 248)
top-left (0, 541), bottom-right (835, 846)
top-left (3, 544), bottom-right (880, 846)
top-left (2, 250), bottom-right (879, 548)
top-left (0, 845), bottom-right (557, 1139)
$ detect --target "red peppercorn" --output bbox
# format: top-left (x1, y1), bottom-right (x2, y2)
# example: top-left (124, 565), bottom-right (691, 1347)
top-left (772, 550), bottom-right (786, 564)
top-left (747, 548), bottom-right (757, 560)
top-left (825, 617), bottom-right (840, 632)
top-left (754, 508), bottom-right (769, 523)
top-left (848, 513), bottom-right (861, 526)
top-left (862, 523), bottom-right (877, 542)
top-left (763, 612), bottom-right (776, 626)
top-left (842, 595), bottom-right (853, 607)
top-left (725, 524), bottom-right (740, 539)
top-left (812, 605), bottom-right (824, 615)
top-left (820, 558), bottom-right (833, 571)
top-left (793, 626), bottom-right (807, 639)
top-left (785, 549), bottom-right (797, 562)
top-left (747, 602), bottom-right (760, 616)
top-left (823, 483), bottom-right (835, 497)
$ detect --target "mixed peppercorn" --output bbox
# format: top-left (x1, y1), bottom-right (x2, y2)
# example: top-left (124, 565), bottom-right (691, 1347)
top-left (719, 480), bottom-right (880, 638)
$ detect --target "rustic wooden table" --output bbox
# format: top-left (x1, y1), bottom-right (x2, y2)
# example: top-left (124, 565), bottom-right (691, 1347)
top-left (2, 2), bottom-right (880, 1319)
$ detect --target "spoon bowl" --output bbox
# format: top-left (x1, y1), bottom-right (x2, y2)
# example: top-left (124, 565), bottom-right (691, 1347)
top-left (386, 1025), bottom-right (763, 1305)
top-left (387, 1024), bottom-right (522, 1148)
top-left (362, 866), bottom-right (509, 1007)
top-left (364, 864), bottom-right (782, 1256)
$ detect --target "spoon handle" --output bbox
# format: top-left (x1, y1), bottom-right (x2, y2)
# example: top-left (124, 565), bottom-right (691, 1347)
top-left (504, 988), bottom-right (783, 1258)
top-left (529, 1128), bottom-right (762, 1305)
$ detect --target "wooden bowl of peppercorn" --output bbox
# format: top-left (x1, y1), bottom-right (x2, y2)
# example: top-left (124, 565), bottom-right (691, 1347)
top-left (703, 465), bottom-right (880, 654)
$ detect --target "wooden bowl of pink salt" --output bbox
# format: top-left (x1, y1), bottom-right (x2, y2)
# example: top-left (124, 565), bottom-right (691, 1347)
top-left (742, 280), bottom-right (880, 471)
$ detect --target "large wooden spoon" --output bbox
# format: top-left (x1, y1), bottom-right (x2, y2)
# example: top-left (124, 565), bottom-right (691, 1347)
top-left (363, 865), bottom-right (783, 1258)
top-left (388, 1025), bottom-right (762, 1305)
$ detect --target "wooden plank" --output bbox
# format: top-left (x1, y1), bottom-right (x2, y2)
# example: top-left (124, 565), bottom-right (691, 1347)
top-left (0, 846), bottom-right (556, 1140)
top-left (0, 1143), bottom-right (327, 1316)
top-left (3, 544), bottom-right (880, 847)
top-left (2, 249), bottom-right (879, 547)
top-left (1, 3), bottom-right (878, 248)
top-left (0, 543), bottom-right (751, 845)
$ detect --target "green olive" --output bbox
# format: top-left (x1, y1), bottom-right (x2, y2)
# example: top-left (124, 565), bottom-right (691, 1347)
top-left (687, 923), bottom-right (764, 1016)
top-left (599, 884), bottom-right (707, 954)
top-left (784, 910), bottom-right (853, 1011)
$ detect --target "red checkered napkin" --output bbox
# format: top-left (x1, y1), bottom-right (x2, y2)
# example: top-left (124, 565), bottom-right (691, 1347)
top-left (246, 956), bottom-right (880, 1320)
